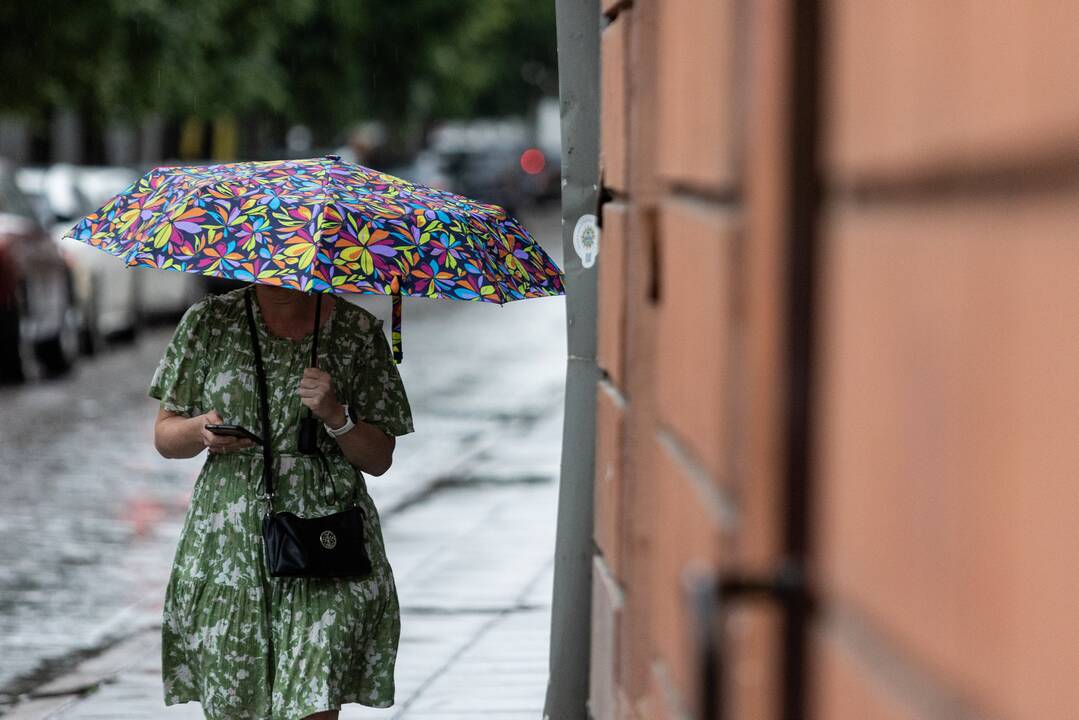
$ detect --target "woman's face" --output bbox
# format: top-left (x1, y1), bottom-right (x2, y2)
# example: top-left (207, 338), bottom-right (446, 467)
top-left (258, 284), bottom-right (307, 304)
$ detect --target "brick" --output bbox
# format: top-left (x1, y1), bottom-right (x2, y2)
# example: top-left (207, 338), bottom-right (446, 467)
top-left (590, 555), bottom-right (624, 720)
top-left (827, 1), bottom-right (1079, 180)
top-left (815, 193), bottom-right (1079, 719)
top-left (598, 201), bottom-right (629, 389)
top-left (632, 686), bottom-right (663, 720)
top-left (647, 434), bottom-right (724, 709)
top-left (602, 0), bottom-right (624, 17)
top-left (601, 13), bottom-right (630, 193)
top-left (649, 658), bottom-right (687, 720)
top-left (726, 604), bottom-right (783, 720)
top-left (809, 625), bottom-right (915, 720)
top-left (625, 0), bottom-right (661, 199)
top-left (594, 379), bottom-right (626, 576)
top-left (733, 0), bottom-right (794, 587)
top-left (617, 334), bottom-right (663, 701)
top-left (656, 0), bottom-right (736, 190)
top-left (737, 0), bottom-right (789, 571)
top-left (655, 197), bottom-right (734, 479)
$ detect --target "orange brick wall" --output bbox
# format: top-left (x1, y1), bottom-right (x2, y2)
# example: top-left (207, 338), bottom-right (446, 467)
top-left (591, 0), bottom-right (790, 718)
top-left (591, 1), bottom-right (1079, 719)
top-left (811, 2), bottom-right (1079, 718)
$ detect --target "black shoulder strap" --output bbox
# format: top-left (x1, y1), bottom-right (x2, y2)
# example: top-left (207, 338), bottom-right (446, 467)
top-left (244, 286), bottom-right (275, 511)
top-left (244, 286), bottom-right (360, 512)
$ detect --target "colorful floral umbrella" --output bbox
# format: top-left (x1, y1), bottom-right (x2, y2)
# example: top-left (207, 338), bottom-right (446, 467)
top-left (62, 154), bottom-right (566, 362)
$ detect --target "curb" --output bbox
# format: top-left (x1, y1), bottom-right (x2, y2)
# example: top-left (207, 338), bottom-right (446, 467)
top-left (3, 626), bottom-right (159, 719)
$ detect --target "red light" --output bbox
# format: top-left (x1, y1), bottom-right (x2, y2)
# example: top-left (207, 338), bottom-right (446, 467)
top-left (520, 148), bottom-right (546, 175)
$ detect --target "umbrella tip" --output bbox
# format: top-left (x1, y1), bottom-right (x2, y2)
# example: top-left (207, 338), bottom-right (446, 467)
top-left (324, 154), bottom-right (341, 162)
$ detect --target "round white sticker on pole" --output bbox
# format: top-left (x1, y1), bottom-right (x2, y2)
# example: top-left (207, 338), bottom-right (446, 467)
top-left (572, 213), bottom-right (599, 269)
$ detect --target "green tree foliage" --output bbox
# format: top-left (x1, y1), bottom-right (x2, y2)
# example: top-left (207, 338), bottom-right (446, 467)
top-left (0, 0), bottom-right (555, 142)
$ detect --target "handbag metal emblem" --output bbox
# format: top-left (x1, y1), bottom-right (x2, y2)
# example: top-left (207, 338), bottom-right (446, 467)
top-left (319, 530), bottom-right (337, 549)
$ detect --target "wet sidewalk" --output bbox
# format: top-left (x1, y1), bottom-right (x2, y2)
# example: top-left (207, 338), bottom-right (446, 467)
top-left (5, 404), bottom-right (561, 720)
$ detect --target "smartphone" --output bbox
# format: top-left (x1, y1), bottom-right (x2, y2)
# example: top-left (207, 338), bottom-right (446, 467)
top-left (204, 423), bottom-right (263, 445)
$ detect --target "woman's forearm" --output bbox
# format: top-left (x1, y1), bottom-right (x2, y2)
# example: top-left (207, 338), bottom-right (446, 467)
top-left (332, 419), bottom-right (395, 476)
top-left (155, 412), bottom-right (208, 459)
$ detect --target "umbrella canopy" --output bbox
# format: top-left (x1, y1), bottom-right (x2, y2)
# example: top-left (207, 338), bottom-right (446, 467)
top-left (63, 154), bottom-right (565, 362)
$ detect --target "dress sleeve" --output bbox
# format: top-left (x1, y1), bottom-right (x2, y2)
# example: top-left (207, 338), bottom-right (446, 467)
top-left (148, 296), bottom-right (212, 417)
top-left (351, 317), bottom-right (415, 438)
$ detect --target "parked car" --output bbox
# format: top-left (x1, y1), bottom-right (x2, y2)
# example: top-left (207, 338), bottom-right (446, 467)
top-left (385, 150), bottom-right (453, 191)
top-left (440, 147), bottom-right (528, 216)
top-left (17, 164), bottom-right (139, 353)
top-left (519, 145), bottom-right (561, 203)
top-left (436, 144), bottom-right (560, 215)
top-left (0, 161), bottom-right (79, 382)
top-left (129, 264), bottom-right (204, 322)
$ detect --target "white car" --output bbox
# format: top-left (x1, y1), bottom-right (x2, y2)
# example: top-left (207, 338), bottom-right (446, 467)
top-left (18, 164), bottom-right (203, 352)
top-left (17, 164), bottom-right (139, 352)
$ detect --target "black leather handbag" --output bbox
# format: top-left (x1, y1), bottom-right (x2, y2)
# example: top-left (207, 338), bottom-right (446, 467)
top-left (244, 287), bottom-right (373, 579)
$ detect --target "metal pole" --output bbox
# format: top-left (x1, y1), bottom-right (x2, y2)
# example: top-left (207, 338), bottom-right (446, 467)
top-left (544, 1), bottom-right (601, 718)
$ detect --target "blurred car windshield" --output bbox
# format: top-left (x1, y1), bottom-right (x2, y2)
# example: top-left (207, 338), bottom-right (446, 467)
top-left (0, 167), bottom-right (38, 221)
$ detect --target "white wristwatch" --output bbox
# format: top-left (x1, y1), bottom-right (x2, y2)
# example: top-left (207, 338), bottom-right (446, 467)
top-left (324, 403), bottom-right (355, 437)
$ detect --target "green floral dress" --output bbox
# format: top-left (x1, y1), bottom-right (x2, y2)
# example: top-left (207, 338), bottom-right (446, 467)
top-left (148, 285), bottom-right (414, 720)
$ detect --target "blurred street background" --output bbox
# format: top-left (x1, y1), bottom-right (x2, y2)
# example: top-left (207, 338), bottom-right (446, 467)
top-left (0, 1), bottom-right (565, 717)
top-left (0, 0), bottom-right (561, 387)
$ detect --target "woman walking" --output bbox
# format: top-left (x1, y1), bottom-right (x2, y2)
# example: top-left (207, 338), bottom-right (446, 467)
top-left (149, 282), bottom-right (414, 720)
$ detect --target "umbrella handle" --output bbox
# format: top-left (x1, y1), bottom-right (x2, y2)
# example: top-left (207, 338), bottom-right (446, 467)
top-left (391, 288), bottom-right (402, 364)
top-left (310, 292), bottom-right (322, 370)
top-left (298, 293), bottom-right (322, 455)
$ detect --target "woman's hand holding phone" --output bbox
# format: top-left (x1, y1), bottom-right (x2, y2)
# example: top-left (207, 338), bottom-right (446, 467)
top-left (201, 409), bottom-right (258, 454)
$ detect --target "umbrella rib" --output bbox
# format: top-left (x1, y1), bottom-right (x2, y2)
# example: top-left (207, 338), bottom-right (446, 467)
top-left (310, 157), bottom-right (337, 290)
top-left (471, 214), bottom-right (516, 305)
